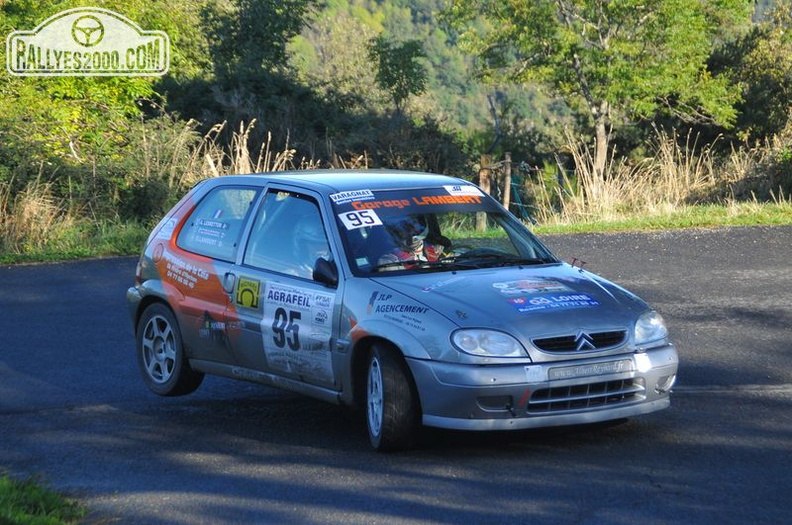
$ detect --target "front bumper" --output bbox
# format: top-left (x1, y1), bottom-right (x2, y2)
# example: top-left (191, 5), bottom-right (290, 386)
top-left (408, 344), bottom-right (678, 431)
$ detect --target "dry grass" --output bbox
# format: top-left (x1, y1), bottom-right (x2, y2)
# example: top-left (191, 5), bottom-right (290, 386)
top-left (0, 176), bottom-right (75, 253)
top-left (192, 120), bottom-right (370, 182)
top-left (526, 127), bottom-right (790, 226)
top-left (128, 118), bottom-right (337, 204)
top-left (0, 119), bottom-right (368, 256)
top-left (190, 119), bottom-right (335, 184)
top-left (3, 118), bottom-right (789, 258)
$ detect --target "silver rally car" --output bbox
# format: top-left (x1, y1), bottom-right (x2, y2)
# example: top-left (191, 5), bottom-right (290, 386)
top-left (127, 170), bottom-right (678, 451)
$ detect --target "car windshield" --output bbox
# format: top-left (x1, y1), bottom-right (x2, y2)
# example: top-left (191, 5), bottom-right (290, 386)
top-left (330, 185), bottom-right (558, 275)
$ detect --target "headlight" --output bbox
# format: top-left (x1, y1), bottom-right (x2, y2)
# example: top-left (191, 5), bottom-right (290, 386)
top-left (451, 329), bottom-right (527, 358)
top-left (634, 310), bottom-right (668, 349)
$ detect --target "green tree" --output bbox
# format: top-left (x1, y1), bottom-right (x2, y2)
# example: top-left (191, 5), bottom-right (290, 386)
top-left (710, 1), bottom-right (792, 141)
top-left (0, 1), bottom-right (207, 218)
top-left (447, 0), bottom-right (752, 177)
top-left (368, 36), bottom-right (428, 115)
top-left (289, 9), bottom-right (386, 113)
top-left (0, 1), bottom-right (159, 164)
top-left (203, 0), bottom-right (316, 86)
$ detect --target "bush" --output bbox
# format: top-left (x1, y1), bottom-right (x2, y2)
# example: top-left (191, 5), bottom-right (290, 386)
top-left (0, 474), bottom-right (85, 524)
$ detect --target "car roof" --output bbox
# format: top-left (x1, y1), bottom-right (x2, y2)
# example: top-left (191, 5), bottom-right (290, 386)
top-left (199, 169), bottom-right (471, 195)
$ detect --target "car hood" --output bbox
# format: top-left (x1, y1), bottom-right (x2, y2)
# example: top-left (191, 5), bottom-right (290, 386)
top-left (369, 264), bottom-right (648, 339)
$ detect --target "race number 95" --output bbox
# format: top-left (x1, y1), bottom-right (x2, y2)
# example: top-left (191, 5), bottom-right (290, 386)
top-left (339, 210), bottom-right (382, 230)
top-left (272, 307), bottom-right (300, 350)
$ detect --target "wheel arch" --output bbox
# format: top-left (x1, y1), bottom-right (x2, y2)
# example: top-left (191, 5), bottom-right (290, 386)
top-left (134, 295), bottom-right (197, 360)
top-left (132, 279), bottom-right (184, 331)
top-left (134, 295), bottom-right (170, 330)
top-left (135, 298), bottom-right (204, 396)
top-left (348, 335), bottom-right (422, 415)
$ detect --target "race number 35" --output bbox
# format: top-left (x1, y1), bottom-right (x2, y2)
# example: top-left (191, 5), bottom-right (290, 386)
top-left (339, 209), bottom-right (382, 230)
top-left (272, 307), bottom-right (300, 350)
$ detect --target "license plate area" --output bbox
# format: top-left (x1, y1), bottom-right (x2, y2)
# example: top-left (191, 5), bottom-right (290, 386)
top-left (548, 359), bottom-right (634, 381)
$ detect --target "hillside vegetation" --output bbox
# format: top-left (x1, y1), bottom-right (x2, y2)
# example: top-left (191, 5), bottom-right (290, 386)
top-left (1, 0), bottom-right (792, 261)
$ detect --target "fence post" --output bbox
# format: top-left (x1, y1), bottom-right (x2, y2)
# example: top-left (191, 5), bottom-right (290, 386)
top-left (501, 152), bottom-right (512, 211)
top-left (477, 154), bottom-right (492, 232)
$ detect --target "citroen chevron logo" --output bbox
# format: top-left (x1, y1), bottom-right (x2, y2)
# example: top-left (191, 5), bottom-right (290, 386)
top-left (575, 332), bottom-right (596, 351)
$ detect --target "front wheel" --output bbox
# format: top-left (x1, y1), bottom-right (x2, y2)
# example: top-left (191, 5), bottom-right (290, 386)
top-left (366, 343), bottom-right (421, 451)
top-left (136, 303), bottom-right (203, 396)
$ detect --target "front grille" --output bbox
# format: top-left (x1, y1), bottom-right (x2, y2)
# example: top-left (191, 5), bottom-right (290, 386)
top-left (528, 378), bottom-right (644, 413)
top-left (532, 330), bottom-right (627, 353)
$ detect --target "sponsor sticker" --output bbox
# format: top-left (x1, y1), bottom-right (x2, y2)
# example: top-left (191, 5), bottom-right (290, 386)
top-left (493, 279), bottom-right (571, 296)
top-left (347, 194), bottom-right (483, 211)
top-left (236, 277), bottom-right (261, 309)
top-left (508, 293), bottom-right (600, 313)
top-left (198, 311), bottom-right (226, 341)
top-left (261, 282), bottom-right (335, 381)
top-left (366, 291), bottom-right (428, 332)
top-left (422, 275), bottom-right (465, 293)
top-left (349, 198), bottom-right (411, 210)
top-left (155, 218), bottom-right (177, 240)
top-left (164, 252), bottom-right (209, 289)
top-left (330, 189), bottom-right (374, 204)
top-left (524, 366), bottom-right (546, 383)
top-left (411, 194), bottom-right (482, 206)
top-left (444, 184), bottom-right (484, 197)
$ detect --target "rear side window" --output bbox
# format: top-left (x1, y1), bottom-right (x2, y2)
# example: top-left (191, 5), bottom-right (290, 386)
top-left (177, 186), bottom-right (259, 261)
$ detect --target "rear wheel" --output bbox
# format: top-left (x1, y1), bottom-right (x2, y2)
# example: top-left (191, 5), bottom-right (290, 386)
top-left (136, 303), bottom-right (203, 396)
top-left (366, 343), bottom-right (420, 451)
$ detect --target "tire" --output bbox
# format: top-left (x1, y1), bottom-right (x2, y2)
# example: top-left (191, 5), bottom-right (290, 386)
top-left (366, 343), bottom-right (421, 452)
top-left (136, 303), bottom-right (203, 396)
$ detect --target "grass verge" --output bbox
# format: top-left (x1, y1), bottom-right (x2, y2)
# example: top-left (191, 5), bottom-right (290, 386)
top-left (0, 475), bottom-right (86, 525)
top-left (0, 219), bottom-right (151, 265)
top-left (3, 201), bottom-right (791, 265)
top-left (530, 201), bottom-right (792, 235)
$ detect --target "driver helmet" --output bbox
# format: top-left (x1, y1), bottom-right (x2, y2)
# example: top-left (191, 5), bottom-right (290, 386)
top-left (294, 214), bottom-right (330, 264)
top-left (387, 215), bottom-right (428, 253)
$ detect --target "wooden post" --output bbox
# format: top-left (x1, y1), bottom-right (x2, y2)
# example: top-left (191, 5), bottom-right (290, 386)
top-left (501, 152), bottom-right (512, 211)
top-left (479, 154), bottom-right (492, 194)
top-left (477, 154), bottom-right (492, 232)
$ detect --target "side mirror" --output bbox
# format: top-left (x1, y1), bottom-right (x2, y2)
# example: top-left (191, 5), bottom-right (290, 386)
top-left (312, 257), bottom-right (338, 287)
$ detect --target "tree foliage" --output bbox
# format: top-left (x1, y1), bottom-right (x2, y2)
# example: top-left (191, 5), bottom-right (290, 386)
top-left (710, 1), bottom-right (792, 141)
top-left (446, 0), bottom-right (753, 175)
top-left (289, 9), bottom-right (387, 114)
top-left (368, 36), bottom-right (428, 114)
top-left (0, 1), bottom-right (161, 163)
top-left (202, 0), bottom-right (316, 86)
top-left (3, 0), bottom-right (790, 241)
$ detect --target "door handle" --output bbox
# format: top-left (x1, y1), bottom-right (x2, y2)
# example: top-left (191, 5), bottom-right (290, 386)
top-left (223, 272), bottom-right (236, 294)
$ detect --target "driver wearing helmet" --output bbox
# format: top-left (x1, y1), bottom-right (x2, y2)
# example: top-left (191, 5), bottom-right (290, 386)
top-left (378, 215), bottom-right (445, 269)
top-left (292, 213), bottom-right (331, 278)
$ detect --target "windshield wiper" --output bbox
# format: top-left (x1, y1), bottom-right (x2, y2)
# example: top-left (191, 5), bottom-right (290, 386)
top-left (371, 258), bottom-right (477, 272)
top-left (497, 256), bottom-right (556, 267)
top-left (371, 261), bottom-right (411, 272)
top-left (442, 253), bottom-right (555, 268)
top-left (371, 253), bottom-right (555, 272)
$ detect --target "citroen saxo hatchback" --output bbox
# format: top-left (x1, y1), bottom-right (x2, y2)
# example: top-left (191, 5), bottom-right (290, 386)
top-left (127, 170), bottom-right (678, 451)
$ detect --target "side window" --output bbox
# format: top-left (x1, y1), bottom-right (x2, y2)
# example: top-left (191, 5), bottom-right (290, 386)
top-left (177, 186), bottom-right (259, 261)
top-left (244, 190), bottom-right (331, 279)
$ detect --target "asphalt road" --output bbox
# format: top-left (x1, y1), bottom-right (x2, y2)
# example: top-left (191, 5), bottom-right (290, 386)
top-left (1, 225), bottom-right (790, 525)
